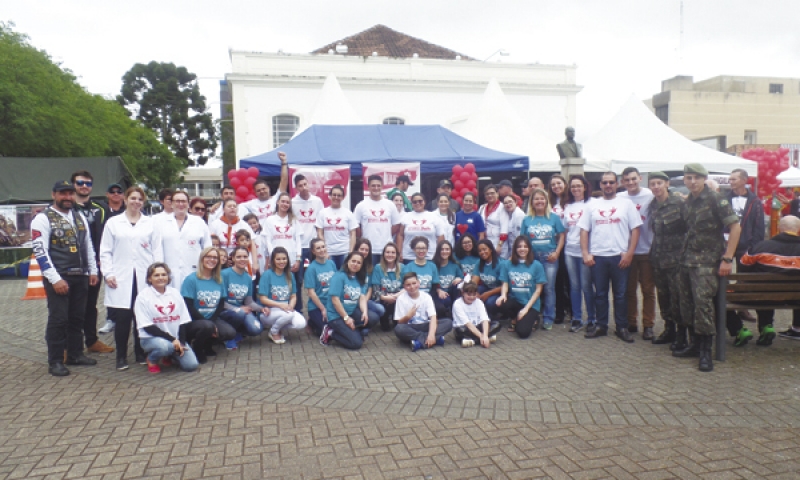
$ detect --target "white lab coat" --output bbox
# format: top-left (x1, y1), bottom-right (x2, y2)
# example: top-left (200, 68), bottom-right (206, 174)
top-left (155, 213), bottom-right (212, 289)
top-left (479, 203), bottom-right (510, 251)
top-left (100, 214), bottom-right (163, 308)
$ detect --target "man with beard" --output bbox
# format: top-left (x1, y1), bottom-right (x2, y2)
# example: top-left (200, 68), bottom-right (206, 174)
top-left (31, 181), bottom-right (99, 376)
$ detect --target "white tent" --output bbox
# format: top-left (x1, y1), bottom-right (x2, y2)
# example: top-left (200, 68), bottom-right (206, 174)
top-left (449, 79), bottom-right (608, 173)
top-left (292, 74), bottom-right (363, 138)
top-left (777, 166), bottom-right (800, 187)
top-left (584, 95), bottom-right (758, 176)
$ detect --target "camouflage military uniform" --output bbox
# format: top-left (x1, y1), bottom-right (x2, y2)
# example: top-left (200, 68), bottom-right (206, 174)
top-left (649, 194), bottom-right (687, 328)
top-left (679, 186), bottom-right (739, 335)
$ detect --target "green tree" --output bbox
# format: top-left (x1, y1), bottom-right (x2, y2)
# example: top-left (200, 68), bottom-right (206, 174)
top-left (0, 22), bottom-right (185, 192)
top-left (117, 61), bottom-right (217, 166)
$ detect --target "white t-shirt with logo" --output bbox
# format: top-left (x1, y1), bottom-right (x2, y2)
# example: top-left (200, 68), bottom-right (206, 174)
top-left (400, 210), bottom-right (444, 260)
top-left (394, 290), bottom-right (437, 325)
top-left (243, 196), bottom-right (280, 229)
top-left (618, 188), bottom-right (654, 255)
top-left (292, 194), bottom-right (324, 250)
top-left (315, 206), bottom-right (358, 256)
top-left (576, 196), bottom-right (643, 257)
top-left (354, 198), bottom-right (401, 252)
top-left (562, 200), bottom-right (591, 258)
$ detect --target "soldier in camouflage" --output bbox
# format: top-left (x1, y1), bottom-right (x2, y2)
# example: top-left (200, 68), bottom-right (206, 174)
top-left (647, 172), bottom-right (687, 348)
top-left (676, 163), bottom-right (741, 372)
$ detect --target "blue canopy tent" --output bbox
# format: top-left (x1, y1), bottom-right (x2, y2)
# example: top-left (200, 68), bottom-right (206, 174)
top-left (240, 125), bottom-right (529, 175)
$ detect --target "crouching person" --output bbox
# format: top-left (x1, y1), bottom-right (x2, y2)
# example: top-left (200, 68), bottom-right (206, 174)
top-left (134, 263), bottom-right (199, 373)
top-left (452, 281), bottom-right (501, 348)
top-left (394, 272), bottom-right (453, 351)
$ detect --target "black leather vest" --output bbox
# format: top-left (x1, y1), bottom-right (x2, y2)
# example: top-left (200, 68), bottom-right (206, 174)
top-left (46, 208), bottom-right (89, 275)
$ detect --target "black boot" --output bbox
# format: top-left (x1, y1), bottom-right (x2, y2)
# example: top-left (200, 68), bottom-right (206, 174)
top-left (652, 321), bottom-right (676, 345)
top-left (699, 335), bottom-right (714, 372)
top-left (671, 325), bottom-right (688, 352)
top-left (673, 327), bottom-right (700, 357)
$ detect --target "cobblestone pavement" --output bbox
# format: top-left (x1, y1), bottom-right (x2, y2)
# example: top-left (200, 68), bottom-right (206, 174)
top-left (1, 278), bottom-right (799, 479)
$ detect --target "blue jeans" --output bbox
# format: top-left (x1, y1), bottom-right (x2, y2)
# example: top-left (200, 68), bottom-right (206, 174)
top-left (565, 255), bottom-right (596, 325)
top-left (330, 254), bottom-right (345, 269)
top-left (591, 255), bottom-right (629, 330)
top-left (477, 284), bottom-right (501, 319)
top-left (535, 251), bottom-right (559, 326)
top-left (327, 307), bottom-right (378, 350)
top-left (140, 336), bottom-right (199, 372)
top-left (308, 308), bottom-right (325, 336)
top-left (368, 300), bottom-right (385, 318)
top-left (219, 307), bottom-right (265, 336)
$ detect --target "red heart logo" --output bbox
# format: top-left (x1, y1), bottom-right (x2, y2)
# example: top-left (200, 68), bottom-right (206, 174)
top-left (457, 224), bottom-right (468, 234)
top-left (499, 234), bottom-right (508, 242)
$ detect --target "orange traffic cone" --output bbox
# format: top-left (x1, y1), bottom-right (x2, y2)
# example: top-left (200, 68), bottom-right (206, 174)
top-left (21, 255), bottom-right (46, 300)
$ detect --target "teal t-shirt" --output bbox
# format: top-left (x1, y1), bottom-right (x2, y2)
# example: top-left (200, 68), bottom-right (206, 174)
top-left (221, 267), bottom-right (252, 307)
top-left (457, 255), bottom-right (480, 276)
top-left (258, 269), bottom-right (297, 304)
top-left (180, 272), bottom-right (226, 319)
top-left (326, 271), bottom-right (369, 321)
top-left (500, 260), bottom-right (547, 311)
top-left (402, 261), bottom-right (440, 293)
top-left (520, 214), bottom-right (565, 253)
top-left (437, 261), bottom-right (462, 289)
top-left (304, 259), bottom-right (337, 311)
top-left (477, 258), bottom-right (506, 289)
top-left (371, 265), bottom-right (402, 296)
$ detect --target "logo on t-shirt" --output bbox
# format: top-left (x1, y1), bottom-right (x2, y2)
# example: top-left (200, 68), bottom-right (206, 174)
top-left (317, 270), bottom-right (335, 288)
top-left (299, 209), bottom-right (314, 218)
top-left (367, 209), bottom-right (389, 223)
top-left (509, 271), bottom-right (531, 287)
top-left (197, 290), bottom-right (221, 308)
top-left (343, 284), bottom-right (361, 302)
top-left (325, 216), bottom-right (346, 231)
top-left (227, 283), bottom-right (249, 299)
top-left (141, 242), bottom-right (150, 250)
top-left (275, 224), bottom-right (291, 234)
top-left (526, 223), bottom-right (553, 242)
top-left (634, 204), bottom-right (646, 221)
top-left (596, 207), bottom-right (621, 225)
top-left (417, 274), bottom-right (433, 289)
top-left (270, 285), bottom-right (290, 301)
top-left (156, 302), bottom-right (176, 316)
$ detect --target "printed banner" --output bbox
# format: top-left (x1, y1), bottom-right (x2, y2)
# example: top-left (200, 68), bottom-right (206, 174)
top-left (0, 204), bottom-right (47, 249)
top-left (289, 165), bottom-right (351, 208)
top-left (361, 162), bottom-right (421, 198)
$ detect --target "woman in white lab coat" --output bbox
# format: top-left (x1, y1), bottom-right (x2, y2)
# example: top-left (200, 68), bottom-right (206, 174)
top-left (100, 186), bottom-right (164, 371)
top-left (156, 190), bottom-right (212, 289)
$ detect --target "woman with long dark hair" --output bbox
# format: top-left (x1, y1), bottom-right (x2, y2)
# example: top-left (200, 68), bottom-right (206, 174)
top-left (497, 236), bottom-right (547, 338)
top-left (371, 242), bottom-right (404, 331)
top-left (479, 184), bottom-right (509, 255)
top-left (475, 239), bottom-right (506, 321)
top-left (220, 246), bottom-right (267, 349)
top-left (454, 192), bottom-right (485, 242)
top-left (257, 246), bottom-right (307, 344)
top-left (319, 251), bottom-right (378, 349)
top-left (548, 174), bottom-right (571, 324)
top-left (432, 239), bottom-right (462, 318)
top-left (563, 175), bottom-right (596, 333)
top-left (454, 233), bottom-right (480, 278)
top-left (305, 238), bottom-right (338, 337)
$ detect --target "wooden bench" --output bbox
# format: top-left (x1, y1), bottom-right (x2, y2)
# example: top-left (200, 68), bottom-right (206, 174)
top-left (716, 272), bottom-right (800, 361)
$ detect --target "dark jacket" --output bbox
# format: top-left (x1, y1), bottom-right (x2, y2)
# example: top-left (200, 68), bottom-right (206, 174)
top-left (740, 232), bottom-right (800, 274)
top-left (726, 189), bottom-right (765, 258)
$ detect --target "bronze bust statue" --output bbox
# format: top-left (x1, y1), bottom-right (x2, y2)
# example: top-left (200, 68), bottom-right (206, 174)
top-left (556, 127), bottom-right (582, 159)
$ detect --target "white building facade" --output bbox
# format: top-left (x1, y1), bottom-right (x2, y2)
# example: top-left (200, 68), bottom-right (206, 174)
top-left (225, 26), bottom-right (581, 163)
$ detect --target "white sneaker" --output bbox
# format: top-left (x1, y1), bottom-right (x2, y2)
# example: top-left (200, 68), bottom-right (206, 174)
top-left (98, 319), bottom-right (115, 333)
top-left (461, 339), bottom-right (475, 348)
top-left (489, 335), bottom-right (497, 343)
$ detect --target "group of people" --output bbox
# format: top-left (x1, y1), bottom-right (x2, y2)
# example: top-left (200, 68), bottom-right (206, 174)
top-left (35, 150), bottom-right (795, 377)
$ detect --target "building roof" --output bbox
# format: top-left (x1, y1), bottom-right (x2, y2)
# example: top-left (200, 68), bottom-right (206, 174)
top-left (311, 24), bottom-right (473, 60)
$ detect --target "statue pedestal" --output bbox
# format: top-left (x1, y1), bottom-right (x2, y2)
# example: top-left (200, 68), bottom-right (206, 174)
top-left (560, 156), bottom-right (585, 179)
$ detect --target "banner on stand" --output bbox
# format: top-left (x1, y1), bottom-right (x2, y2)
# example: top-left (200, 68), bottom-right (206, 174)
top-left (361, 162), bottom-right (420, 198)
top-left (289, 165), bottom-right (351, 208)
top-left (0, 204), bottom-right (47, 249)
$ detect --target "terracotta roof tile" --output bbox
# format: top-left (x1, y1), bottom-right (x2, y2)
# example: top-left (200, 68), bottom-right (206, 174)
top-left (311, 24), bottom-right (474, 60)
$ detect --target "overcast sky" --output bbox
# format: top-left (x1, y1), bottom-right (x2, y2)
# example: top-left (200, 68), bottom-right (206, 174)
top-left (6, 0), bottom-right (800, 141)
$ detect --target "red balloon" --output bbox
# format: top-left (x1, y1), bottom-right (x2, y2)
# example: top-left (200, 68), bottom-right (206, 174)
top-left (230, 176), bottom-right (243, 188)
top-left (227, 169), bottom-right (238, 181)
top-left (453, 165), bottom-right (464, 176)
top-left (246, 193), bottom-right (256, 201)
top-left (244, 176), bottom-right (257, 187)
top-left (460, 171), bottom-right (472, 183)
top-left (464, 163), bottom-right (476, 174)
top-left (237, 168), bottom-right (249, 180)
top-left (465, 179), bottom-right (476, 189)
top-left (236, 186), bottom-right (249, 197)
top-left (454, 180), bottom-right (465, 190)
top-left (235, 195), bottom-right (246, 204)
top-left (247, 167), bottom-right (260, 178)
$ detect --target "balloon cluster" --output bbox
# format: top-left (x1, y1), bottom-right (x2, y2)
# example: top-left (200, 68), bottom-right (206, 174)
top-left (741, 147), bottom-right (791, 215)
top-left (450, 163), bottom-right (478, 205)
top-left (226, 167), bottom-right (261, 204)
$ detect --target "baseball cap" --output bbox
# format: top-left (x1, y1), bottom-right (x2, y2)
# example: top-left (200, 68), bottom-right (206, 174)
top-left (107, 183), bottom-right (123, 193)
top-left (52, 180), bottom-right (76, 192)
top-left (439, 179), bottom-right (453, 188)
top-left (497, 179), bottom-right (513, 188)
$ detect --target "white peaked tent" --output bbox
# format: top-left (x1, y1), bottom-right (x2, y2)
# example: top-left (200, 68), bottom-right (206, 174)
top-left (292, 74), bottom-right (364, 138)
top-left (777, 166), bottom-right (800, 187)
top-left (584, 95), bottom-right (758, 175)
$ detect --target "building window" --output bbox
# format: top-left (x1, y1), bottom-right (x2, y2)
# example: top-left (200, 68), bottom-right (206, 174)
top-left (654, 105), bottom-right (668, 124)
top-left (198, 183), bottom-right (221, 198)
top-left (272, 114), bottom-right (299, 148)
top-left (382, 117), bottom-right (405, 125)
top-left (769, 83), bottom-right (783, 94)
top-left (744, 130), bottom-right (758, 145)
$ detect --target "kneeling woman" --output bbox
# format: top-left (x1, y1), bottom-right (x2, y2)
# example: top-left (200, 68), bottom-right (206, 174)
top-left (371, 242), bottom-right (404, 331)
top-left (452, 281), bottom-right (502, 348)
top-left (320, 252), bottom-right (378, 349)
top-left (258, 247), bottom-right (307, 344)
top-left (135, 263), bottom-right (204, 373)
top-left (220, 246), bottom-right (267, 349)
top-left (394, 272), bottom-right (453, 351)
top-left (305, 238), bottom-right (337, 337)
top-left (497, 236), bottom-right (547, 339)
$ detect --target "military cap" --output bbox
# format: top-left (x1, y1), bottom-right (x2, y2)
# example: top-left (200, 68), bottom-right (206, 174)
top-left (683, 163), bottom-right (708, 177)
top-left (649, 171), bottom-right (669, 181)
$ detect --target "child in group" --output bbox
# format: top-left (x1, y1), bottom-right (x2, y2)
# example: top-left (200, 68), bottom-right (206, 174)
top-left (394, 272), bottom-right (452, 352)
top-left (451, 281), bottom-right (502, 348)
top-left (401, 236), bottom-right (440, 296)
top-left (211, 234), bottom-right (221, 249)
top-left (234, 229), bottom-right (258, 279)
top-left (243, 213), bottom-right (267, 273)
top-left (217, 247), bottom-right (230, 269)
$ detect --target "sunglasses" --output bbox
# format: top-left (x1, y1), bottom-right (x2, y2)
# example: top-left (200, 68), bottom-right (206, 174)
top-left (75, 180), bottom-right (93, 187)
top-left (193, 207), bottom-right (207, 212)
top-left (601, 181), bottom-right (616, 185)
top-left (108, 189), bottom-right (123, 194)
